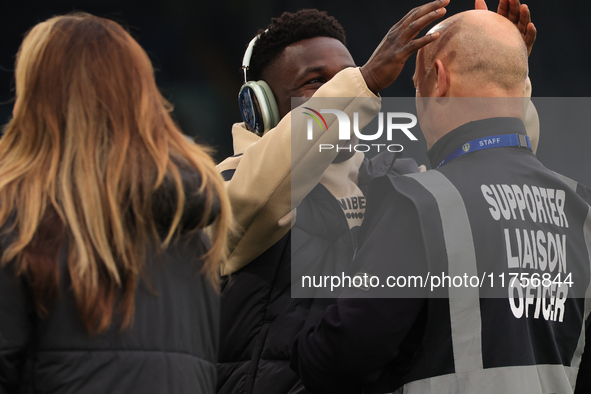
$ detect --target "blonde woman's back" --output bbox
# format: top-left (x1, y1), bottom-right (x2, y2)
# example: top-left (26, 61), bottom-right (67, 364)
top-left (0, 13), bottom-right (230, 393)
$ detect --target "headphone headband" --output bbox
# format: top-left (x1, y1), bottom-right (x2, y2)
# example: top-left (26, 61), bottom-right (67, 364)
top-left (241, 30), bottom-right (268, 83)
top-left (242, 35), bottom-right (258, 82)
top-left (238, 29), bottom-right (279, 135)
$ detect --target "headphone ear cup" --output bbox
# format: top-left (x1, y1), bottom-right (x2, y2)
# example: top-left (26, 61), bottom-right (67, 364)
top-left (255, 80), bottom-right (280, 132)
top-left (238, 80), bottom-right (280, 135)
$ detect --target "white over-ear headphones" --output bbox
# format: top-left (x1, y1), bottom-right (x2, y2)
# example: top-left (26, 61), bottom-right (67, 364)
top-left (238, 33), bottom-right (280, 135)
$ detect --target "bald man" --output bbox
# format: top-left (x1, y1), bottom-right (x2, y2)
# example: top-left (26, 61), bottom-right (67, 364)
top-left (290, 10), bottom-right (591, 394)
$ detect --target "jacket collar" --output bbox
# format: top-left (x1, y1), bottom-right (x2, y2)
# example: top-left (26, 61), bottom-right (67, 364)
top-left (232, 123), bottom-right (260, 154)
top-left (426, 117), bottom-right (527, 169)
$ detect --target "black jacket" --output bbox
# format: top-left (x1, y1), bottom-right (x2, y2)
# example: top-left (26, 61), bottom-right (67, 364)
top-left (292, 118), bottom-right (591, 393)
top-left (0, 168), bottom-right (220, 394)
top-left (217, 153), bottom-right (419, 394)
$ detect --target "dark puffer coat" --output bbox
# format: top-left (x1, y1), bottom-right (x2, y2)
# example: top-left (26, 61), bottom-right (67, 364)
top-left (217, 154), bottom-right (419, 394)
top-left (0, 169), bottom-right (220, 394)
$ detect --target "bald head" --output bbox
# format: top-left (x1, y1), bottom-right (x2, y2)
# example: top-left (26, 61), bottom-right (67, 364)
top-left (416, 10), bottom-right (528, 97)
top-left (414, 10), bottom-right (530, 149)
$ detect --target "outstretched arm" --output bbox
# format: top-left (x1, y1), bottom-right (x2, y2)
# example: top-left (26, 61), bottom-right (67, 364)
top-left (219, 71), bottom-right (380, 275)
top-left (220, 0), bottom-right (449, 275)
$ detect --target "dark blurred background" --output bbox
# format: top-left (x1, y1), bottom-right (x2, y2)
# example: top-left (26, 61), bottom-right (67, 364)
top-left (1, 0), bottom-right (590, 182)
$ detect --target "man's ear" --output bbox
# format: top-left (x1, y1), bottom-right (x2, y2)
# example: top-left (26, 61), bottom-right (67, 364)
top-left (433, 59), bottom-right (449, 98)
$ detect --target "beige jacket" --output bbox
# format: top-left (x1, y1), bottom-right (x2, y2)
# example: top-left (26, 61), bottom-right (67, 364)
top-left (217, 67), bottom-right (380, 276)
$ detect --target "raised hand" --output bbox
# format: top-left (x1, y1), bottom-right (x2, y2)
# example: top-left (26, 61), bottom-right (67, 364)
top-left (475, 0), bottom-right (536, 55)
top-left (360, 0), bottom-right (449, 94)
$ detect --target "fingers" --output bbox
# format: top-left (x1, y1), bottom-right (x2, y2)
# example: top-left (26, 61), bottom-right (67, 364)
top-left (360, 0), bottom-right (449, 93)
top-left (498, 0), bottom-right (521, 24)
top-left (384, 0), bottom-right (449, 62)
top-left (393, 5), bottom-right (446, 63)
top-left (474, 0), bottom-right (489, 10)
top-left (497, 0), bottom-right (510, 17)
top-left (524, 22), bottom-right (536, 56)
top-left (405, 31), bottom-right (441, 56)
top-left (497, 0), bottom-right (535, 56)
top-left (404, 7), bottom-right (447, 42)
top-left (516, 4), bottom-right (531, 36)
top-left (508, 0), bottom-right (522, 25)
top-left (501, 1), bottom-right (535, 56)
top-left (399, 0), bottom-right (450, 32)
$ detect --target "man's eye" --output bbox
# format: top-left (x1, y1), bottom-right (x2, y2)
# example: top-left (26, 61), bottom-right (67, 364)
top-left (306, 78), bottom-right (324, 85)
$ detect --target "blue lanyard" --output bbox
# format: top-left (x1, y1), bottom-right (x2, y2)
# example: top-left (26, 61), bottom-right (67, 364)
top-left (437, 134), bottom-right (531, 168)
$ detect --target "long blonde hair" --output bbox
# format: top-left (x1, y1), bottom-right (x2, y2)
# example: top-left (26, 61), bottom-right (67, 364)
top-left (0, 13), bottom-right (231, 333)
